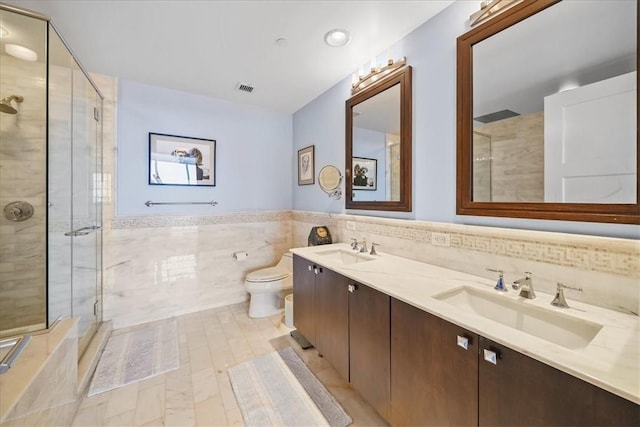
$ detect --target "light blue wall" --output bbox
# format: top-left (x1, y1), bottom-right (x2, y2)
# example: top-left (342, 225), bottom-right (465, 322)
top-left (292, 1), bottom-right (639, 239)
top-left (117, 80), bottom-right (292, 216)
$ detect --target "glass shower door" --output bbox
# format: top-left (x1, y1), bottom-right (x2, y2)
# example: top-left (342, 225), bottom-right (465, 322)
top-left (71, 61), bottom-right (102, 357)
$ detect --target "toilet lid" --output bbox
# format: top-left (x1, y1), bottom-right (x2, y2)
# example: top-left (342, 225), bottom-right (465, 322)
top-left (246, 267), bottom-right (289, 282)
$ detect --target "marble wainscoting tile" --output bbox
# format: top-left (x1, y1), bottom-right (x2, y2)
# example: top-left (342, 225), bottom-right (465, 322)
top-left (104, 217), bottom-right (292, 329)
top-left (1, 319), bottom-right (78, 426)
top-left (292, 211), bottom-right (639, 315)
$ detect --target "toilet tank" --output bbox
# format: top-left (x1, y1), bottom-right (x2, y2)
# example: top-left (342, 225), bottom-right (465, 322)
top-left (277, 252), bottom-right (293, 273)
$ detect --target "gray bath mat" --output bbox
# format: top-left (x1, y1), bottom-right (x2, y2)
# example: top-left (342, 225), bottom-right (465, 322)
top-left (228, 347), bottom-right (352, 427)
top-left (88, 319), bottom-right (179, 396)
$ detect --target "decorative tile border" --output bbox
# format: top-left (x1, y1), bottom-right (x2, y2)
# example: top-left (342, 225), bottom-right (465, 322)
top-left (293, 211), bottom-right (640, 278)
top-left (111, 210), bottom-right (292, 229)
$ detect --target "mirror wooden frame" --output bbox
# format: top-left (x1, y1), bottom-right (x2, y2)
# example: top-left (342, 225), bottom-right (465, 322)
top-left (346, 65), bottom-right (412, 211)
top-left (456, 0), bottom-right (639, 224)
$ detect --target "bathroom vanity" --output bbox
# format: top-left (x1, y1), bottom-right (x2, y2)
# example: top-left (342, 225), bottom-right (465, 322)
top-left (291, 243), bottom-right (640, 426)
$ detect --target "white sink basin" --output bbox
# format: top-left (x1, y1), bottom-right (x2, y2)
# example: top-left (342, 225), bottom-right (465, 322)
top-left (316, 249), bottom-right (376, 265)
top-left (433, 286), bottom-right (603, 350)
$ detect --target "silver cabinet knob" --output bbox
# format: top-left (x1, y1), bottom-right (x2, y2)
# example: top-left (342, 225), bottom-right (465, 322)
top-left (314, 267), bottom-right (319, 274)
top-left (348, 284), bottom-right (356, 293)
top-left (483, 349), bottom-right (499, 365)
top-left (308, 265), bottom-right (312, 271)
top-left (457, 335), bottom-right (470, 350)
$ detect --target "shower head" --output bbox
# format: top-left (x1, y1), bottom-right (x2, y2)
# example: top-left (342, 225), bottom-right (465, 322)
top-left (0, 95), bottom-right (24, 114)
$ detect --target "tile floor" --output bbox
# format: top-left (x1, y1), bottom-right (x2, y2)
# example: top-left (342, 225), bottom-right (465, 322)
top-left (71, 302), bottom-right (388, 426)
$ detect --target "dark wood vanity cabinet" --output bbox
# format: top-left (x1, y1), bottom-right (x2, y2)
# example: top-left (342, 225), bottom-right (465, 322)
top-left (292, 254), bottom-right (350, 379)
top-left (391, 298), bottom-right (478, 426)
top-left (315, 268), bottom-right (349, 380)
top-left (294, 257), bottom-right (639, 427)
top-left (349, 281), bottom-right (391, 421)
top-left (478, 336), bottom-right (640, 427)
top-left (391, 298), bottom-right (639, 427)
top-left (292, 255), bottom-right (318, 344)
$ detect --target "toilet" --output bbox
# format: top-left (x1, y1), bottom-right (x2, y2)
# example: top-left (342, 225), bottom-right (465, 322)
top-left (244, 252), bottom-right (293, 318)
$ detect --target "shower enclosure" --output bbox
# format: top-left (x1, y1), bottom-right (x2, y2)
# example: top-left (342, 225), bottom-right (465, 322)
top-left (0, 4), bottom-right (103, 358)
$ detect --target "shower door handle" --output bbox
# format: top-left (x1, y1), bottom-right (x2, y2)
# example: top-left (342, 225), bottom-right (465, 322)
top-left (64, 225), bottom-right (101, 236)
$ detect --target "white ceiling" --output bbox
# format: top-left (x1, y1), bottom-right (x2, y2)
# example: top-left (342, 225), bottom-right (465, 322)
top-left (2, 0), bottom-right (454, 114)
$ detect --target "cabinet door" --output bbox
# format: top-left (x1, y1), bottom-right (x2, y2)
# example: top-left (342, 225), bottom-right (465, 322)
top-left (292, 255), bottom-right (316, 345)
top-left (315, 268), bottom-right (349, 380)
top-left (349, 282), bottom-right (391, 421)
top-left (391, 299), bottom-right (478, 426)
top-left (479, 336), bottom-right (640, 426)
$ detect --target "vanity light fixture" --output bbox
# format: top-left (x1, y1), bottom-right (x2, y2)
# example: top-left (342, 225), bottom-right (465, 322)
top-left (324, 29), bottom-right (350, 47)
top-left (470, 0), bottom-right (522, 26)
top-left (351, 56), bottom-right (406, 95)
top-left (5, 44), bottom-right (37, 62)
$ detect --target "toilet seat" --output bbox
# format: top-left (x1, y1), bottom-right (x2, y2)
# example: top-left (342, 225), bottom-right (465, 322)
top-left (246, 267), bottom-right (289, 283)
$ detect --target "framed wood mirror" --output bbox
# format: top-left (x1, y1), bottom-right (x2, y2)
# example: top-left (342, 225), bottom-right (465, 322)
top-left (346, 65), bottom-right (412, 211)
top-left (457, 0), bottom-right (639, 224)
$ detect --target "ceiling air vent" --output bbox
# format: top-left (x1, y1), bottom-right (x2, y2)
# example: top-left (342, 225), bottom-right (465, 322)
top-left (236, 82), bottom-right (254, 93)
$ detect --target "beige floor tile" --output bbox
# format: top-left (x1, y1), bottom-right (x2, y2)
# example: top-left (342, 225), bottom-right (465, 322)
top-left (192, 367), bottom-right (220, 403)
top-left (194, 396), bottom-right (227, 427)
top-left (103, 408), bottom-right (136, 427)
top-left (72, 401), bottom-right (108, 426)
top-left (73, 301), bottom-right (387, 427)
top-left (134, 383), bottom-right (166, 426)
top-left (188, 345), bottom-right (213, 374)
top-left (104, 382), bottom-right (140, 419)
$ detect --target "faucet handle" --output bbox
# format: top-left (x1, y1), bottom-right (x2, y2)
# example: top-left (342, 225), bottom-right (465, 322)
top-left (359, 238), bottom-right (368, 253)
top-left (370, 242), bottom-right (379, 255)
top-left (350, 238), bottom-right (358, 249)
top-left (552, 282), bottom-right (582, 308)
top-left (486, 268), bottom-right (506, 292)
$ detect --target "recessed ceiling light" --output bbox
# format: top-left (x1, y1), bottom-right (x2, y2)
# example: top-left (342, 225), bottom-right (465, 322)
top-left (5, 44), bottom-right (38, 61)
top-left (0, 26), bottom-right (8, 38)
top-left (324, 29), bottom-right (350, 47)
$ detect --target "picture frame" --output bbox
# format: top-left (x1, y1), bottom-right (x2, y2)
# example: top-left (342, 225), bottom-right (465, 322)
top-left (352, 157), bottom-right (377, 190)
top-left (149, 133), bottom-right (216, 186)
top-left (298, 145), bottom-right (315, 185)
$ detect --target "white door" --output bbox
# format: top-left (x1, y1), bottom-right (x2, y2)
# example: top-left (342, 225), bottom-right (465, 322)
top-left (544, 71), bottom-right (636, 203)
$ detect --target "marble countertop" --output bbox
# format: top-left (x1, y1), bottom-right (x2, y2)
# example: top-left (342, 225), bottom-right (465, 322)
top-left (290, 243), bottom-right (640, 405)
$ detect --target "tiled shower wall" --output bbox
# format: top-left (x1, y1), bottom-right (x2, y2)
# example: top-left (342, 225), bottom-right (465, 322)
top-left (0, 55), bottom-right (47, 332)
top-left (293, 211), bottom-right (640, 316)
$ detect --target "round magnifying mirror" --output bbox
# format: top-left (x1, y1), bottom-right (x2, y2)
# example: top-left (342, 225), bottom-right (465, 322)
top-left (318, 165), bottom-right (342, 199)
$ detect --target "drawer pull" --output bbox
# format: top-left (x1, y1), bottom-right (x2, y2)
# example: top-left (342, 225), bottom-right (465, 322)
top-left (456, 335), bottom-right (469, 350)
top-left (483, 348), bottom-right (501, 365)
top-left (348, 284), bottom-right (356, 293)
top-left (308, 265), bottom-right (312, 271)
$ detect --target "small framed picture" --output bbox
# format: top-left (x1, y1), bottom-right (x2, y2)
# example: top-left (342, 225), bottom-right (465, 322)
top-left (352, 157), bottom-right (377, 190)
top-left (298, 145), bottom-right (315, 185)
top-left (149, 133), bottom-right (216, 186)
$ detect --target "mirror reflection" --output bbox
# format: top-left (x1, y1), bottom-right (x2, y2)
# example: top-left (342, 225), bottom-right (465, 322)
top-left (346, 65), bottom-right (411, 212)
top-left (352, 84), bottom-right (400, 201)
top-left (472, 0), bottom-right (636, 204)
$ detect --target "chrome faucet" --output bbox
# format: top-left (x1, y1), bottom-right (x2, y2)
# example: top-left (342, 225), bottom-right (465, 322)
top-left (486, 268), bottom-right (507, 292)
top-left (359, 238), bottom-right (368, 253)
top-left (512, 272), bottom-right (535, 299)
top-left (370, 242), bottom-right (379, 255)
top-left (551, 282), bottom-right (583, 309)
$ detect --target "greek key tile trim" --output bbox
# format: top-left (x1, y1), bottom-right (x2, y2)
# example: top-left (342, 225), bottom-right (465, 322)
top-left (292, 211), bottom-right (640, 278)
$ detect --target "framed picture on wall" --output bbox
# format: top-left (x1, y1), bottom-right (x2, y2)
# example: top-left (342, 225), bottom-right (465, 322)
top-left (352, 157), bottom-right (377, 190)
top-left (149, 133), bottom-right (216, 186)
top-left (298, 145), bottom-right (315, 185)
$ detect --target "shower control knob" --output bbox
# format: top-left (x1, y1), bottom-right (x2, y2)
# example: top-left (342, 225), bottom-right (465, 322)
top-left (4, 201), bottom-right (34, 222)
